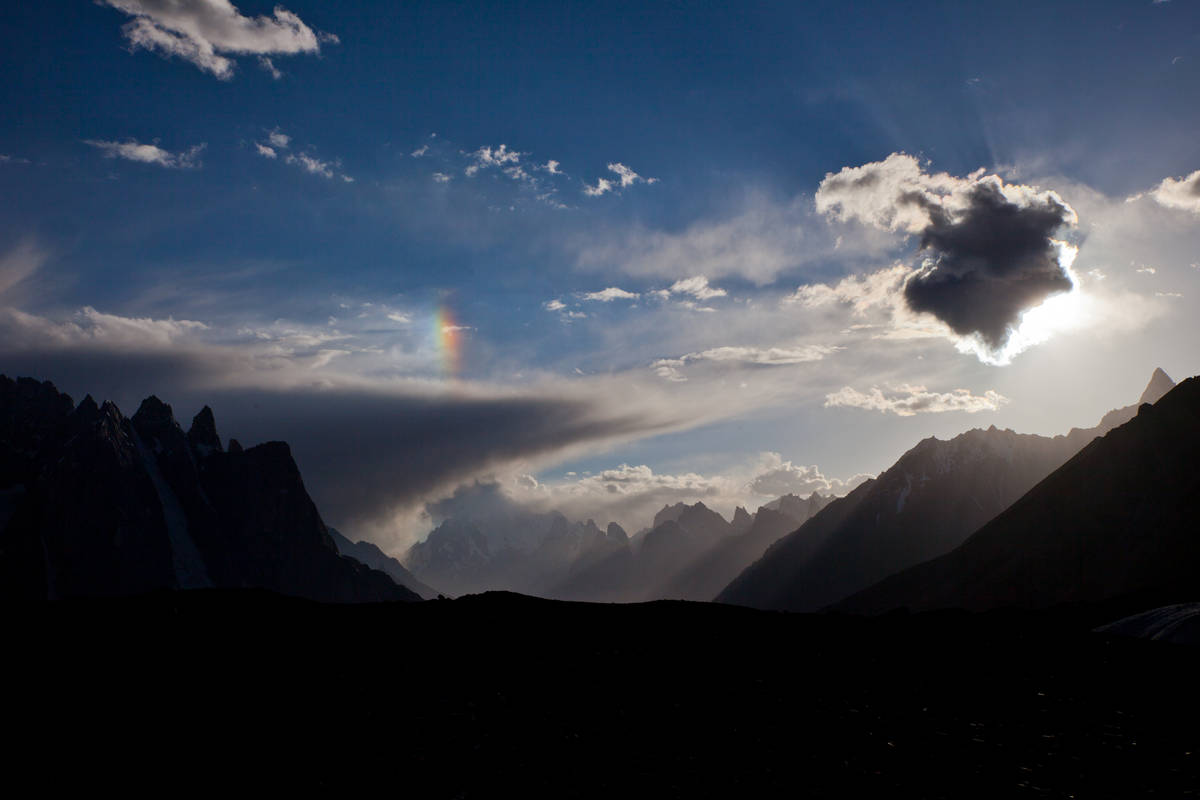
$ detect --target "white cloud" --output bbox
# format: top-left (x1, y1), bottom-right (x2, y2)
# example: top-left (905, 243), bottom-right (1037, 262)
top-left (411, 145), bottom-right (429, 158)
top-left (285, 152), bottom-right (334, 178)
top-left (267, 129), bottom-right (291, 149)
top-left (745, 453), bottom-right (872, 498)
top-left (386, 312), bottom-right (412, 324)
top-left (85, 138), bottom-right (206, 169)
top-left (465, 144), bottom-right (523, 176)
top-left (539, 160), bottom-right (562, 175)
top-left (607, 162), bottom-right (656, 187)
top-left (669, 276), bottom-right (726, 301)
top-left (816, 152), bottom-right (1077, 234)
top-left (582, 177), bottom-right (614, 197)
top-left (543, 299), bottom-right (567, 311)
top-left (824, 385), bottom-right (1010, 417)
top-left (279, 149), bottom-right (350, 182)
top-left (432, 172), bottom-right (451, 183)
top-left (1140, 169), bottom-right (1200, 215)
top-left (100, 0), bottom-right (335, 80)
top-left (582, 287), bottom-right (639, 302)
top-left (254, 143), bottom-right (277, 158)
top-left (583, 162), bottom-right (657, 196)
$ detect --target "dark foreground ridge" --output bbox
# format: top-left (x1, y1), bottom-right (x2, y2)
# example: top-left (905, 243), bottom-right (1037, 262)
top-left (6, 589), bottom-right (1198, 797)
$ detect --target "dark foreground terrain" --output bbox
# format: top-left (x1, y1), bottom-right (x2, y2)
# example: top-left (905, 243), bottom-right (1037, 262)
top-left (5, 591), bottom-right (1199, 798)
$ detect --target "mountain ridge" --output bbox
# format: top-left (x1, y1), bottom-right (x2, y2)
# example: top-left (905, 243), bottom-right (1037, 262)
top-left (717, 369), bottom-right (1176, 611)
top-left (836, 375), bottom-right (1200, 614)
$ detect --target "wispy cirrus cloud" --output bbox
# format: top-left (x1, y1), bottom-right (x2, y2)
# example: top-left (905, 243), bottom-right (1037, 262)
top-left (85, 138), bottom-right (206, 168)
top-left (99, 0), bottom-right (337, 80)
top-left (252, 128), bottom-right (352, 181)
top-left (652, 343), bottom-right (835, 382)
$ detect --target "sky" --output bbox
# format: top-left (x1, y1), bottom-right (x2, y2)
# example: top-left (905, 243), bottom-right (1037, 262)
top-left (1, 0), bottom-right (1199, 550)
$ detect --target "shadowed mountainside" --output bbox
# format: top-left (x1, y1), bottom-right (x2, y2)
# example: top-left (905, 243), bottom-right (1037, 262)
top-left (0, 375), bottom-right (417, 603)
top-left (837, 376), bottom-right (1200, 614)
top-left (329, 527), bottom-right (438, 599)
top-left (717, 370), bottom-right (1175, 611)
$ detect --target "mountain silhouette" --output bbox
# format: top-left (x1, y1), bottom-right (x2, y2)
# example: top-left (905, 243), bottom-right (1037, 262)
top-left (329, 527), bottom-right (438, 599)
top-left (718, 369), bottom-right (1175, 611)
top-left (837, 376), bottom-right (1200, 613)
top-left (0, 375), bottom-right (418, 602)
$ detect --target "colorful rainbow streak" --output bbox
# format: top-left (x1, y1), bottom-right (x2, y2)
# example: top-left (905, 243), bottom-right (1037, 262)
top-left (434, 305), bottom-right (461, 376)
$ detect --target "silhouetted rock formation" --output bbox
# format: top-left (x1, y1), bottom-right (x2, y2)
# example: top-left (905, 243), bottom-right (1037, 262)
top-left (329, 527), bottom-right (438, 599)
top-left (838, 376), bottom-right (1200, 613)
top-left (718, 370), bottom-right (1175, 611)
top-left (0, 375), bottom-right (417, 603)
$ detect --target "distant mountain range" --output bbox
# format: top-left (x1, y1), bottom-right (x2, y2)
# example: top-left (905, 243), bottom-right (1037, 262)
top-left (405, 492), bottom-right (832, 602)
top-left (0, 375), bottom-right (418, 603)
top-left (717, 369), bottom-right (1178, 611)
top-left (837, 375), bottom-right (1200, 614)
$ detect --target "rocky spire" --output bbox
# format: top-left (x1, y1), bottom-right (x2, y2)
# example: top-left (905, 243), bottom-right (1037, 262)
top-left (187, 406), bottom-right (223, 456)
top-left (1139, 367), bottom-right (1176, 406)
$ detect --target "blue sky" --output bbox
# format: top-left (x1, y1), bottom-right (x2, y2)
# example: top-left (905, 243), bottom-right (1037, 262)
top-left (2, 1), bottom-right (1199, 548)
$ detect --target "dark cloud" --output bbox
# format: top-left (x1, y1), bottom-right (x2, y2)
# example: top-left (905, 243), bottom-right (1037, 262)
top-left (815, 155), bottom-right (1080, 356)
top-left (905, 179), bottom-right (1076, 349)
top-left (197, 387), bottom-right (664, 542)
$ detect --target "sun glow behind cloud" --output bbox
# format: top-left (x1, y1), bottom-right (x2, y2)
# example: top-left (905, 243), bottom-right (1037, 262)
top-left (956, 242), bottom-right (1089, 366)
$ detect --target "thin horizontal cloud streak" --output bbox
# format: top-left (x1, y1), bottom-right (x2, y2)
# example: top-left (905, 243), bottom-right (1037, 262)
top-left (824, 385), bottom-right (1010, 417)
top-left (85, 138), bottom-right (206, 168)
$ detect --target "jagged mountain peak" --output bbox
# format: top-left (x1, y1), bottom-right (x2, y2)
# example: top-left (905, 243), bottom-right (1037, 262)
top-left (732, 506), bottom-right (753, 532)
top-left (606, 522), bottom-right (628, 542)
top-left (187, 406), bottom-right (222, 455)
top-left (132, 395), bottom-right (176, 425)
top-left (1139, 367), bottom-right (1176, 405)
